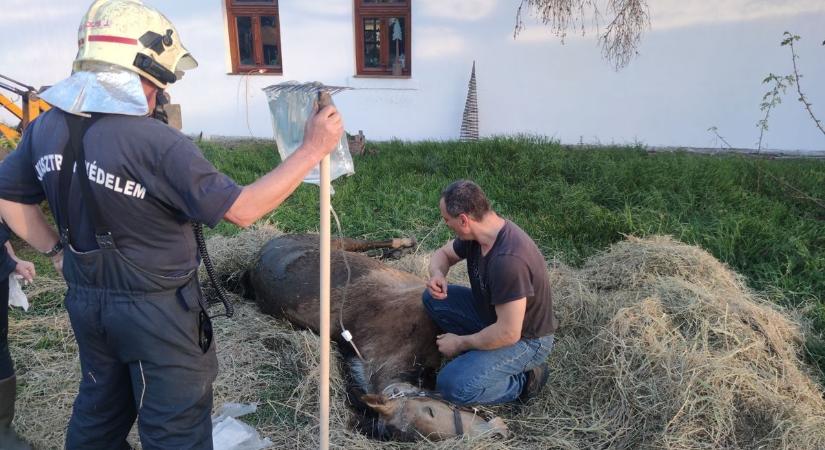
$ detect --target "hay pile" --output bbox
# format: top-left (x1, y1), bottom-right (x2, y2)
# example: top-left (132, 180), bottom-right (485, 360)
top-left (538, 236), bottom-right (825, 449)
top-left (9, 229), bottom-right (825, 449)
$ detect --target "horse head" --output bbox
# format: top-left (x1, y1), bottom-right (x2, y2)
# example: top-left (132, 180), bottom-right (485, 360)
top-left (361, 383), bottom-right (509, 441)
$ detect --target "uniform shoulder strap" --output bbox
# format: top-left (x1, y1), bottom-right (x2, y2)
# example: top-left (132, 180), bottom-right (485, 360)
top-left (59, 113), bottom-right (113, 249)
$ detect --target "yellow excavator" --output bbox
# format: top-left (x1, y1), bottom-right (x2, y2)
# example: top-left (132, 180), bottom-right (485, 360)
top-left (0, 73), bottom-right (50, 142)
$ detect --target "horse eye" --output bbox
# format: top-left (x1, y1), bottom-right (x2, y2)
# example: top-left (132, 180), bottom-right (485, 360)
top-left (423, 406), bottom-right (435, 418)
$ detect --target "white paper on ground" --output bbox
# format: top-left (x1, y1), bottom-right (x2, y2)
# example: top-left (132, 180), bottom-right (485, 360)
top-left (212, 403), bottom-right (272, 450)
top-left (8, 275), bottom-right (29, 311)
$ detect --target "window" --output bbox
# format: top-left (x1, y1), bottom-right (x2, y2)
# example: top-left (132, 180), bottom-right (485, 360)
top-left (354, 0), bottom-right (411, 77)
top-left (225, 0), bottom-right (283, 74)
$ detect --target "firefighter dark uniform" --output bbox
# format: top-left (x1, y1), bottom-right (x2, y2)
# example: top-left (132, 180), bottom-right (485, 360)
top-left (0, 0), bottom-right (339, 447)
top-left (0, 107), bottom-right (241, 448)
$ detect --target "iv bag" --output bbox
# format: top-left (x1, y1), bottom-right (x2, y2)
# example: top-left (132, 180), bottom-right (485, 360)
top-left (264, 81), bottom-right (355, 186)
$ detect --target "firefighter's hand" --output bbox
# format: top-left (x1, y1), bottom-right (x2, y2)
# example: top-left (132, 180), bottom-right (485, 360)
top-left (304, 103), bottom-right (344, 158)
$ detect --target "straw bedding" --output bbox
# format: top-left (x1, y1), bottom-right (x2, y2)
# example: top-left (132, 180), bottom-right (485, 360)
top-left (9, 229), bottom-right (825, 449)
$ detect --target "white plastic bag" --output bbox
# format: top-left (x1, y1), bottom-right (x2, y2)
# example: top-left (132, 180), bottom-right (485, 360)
top-left (212, 403), bottom-right (272, 450)
top-left (264, 81), bottom-right (355, 187)
top-left (8, 275), bottom-right (29, 311)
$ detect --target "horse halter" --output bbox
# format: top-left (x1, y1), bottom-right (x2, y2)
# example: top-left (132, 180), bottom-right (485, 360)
top-left (383, 388), bottom-right (497, 437)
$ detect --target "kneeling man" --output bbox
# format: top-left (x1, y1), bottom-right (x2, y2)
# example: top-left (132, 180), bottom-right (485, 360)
top-left (424, 180), bottom-right (558, 405)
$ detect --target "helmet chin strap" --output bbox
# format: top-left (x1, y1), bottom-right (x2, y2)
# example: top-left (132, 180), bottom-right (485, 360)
top-left (151, 89), bottom-right (170, 122)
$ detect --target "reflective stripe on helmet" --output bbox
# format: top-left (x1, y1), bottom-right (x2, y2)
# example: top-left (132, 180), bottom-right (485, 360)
top-left (87, 35), bottom-right (139, 45)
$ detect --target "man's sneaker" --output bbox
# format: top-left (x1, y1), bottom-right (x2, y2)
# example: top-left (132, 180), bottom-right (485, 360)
top-left (519, 362), bottom-right (550, 402)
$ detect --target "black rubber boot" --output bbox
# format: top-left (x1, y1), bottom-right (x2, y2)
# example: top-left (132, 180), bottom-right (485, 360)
top-left (0, 375), bottom-right (32, 450)
top-left (519, 362), bottom-right (550, 403)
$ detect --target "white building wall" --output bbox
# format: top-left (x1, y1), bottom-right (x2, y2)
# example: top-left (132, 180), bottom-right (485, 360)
top-left (2, 0), bottom-right (824, 151)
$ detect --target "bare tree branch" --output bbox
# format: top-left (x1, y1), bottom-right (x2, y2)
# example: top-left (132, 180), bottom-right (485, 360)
top-left (757, 73), bottom-right (794, 152)
top-left (514, 0), bottom-right (650, 70)
top-left (599, 0), bottom-right (650, 70)
top-left (783, 32), bottom-right (825, 137)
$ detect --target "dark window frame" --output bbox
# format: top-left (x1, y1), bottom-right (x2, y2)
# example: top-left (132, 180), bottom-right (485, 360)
top-left (225, 0), bottom-right (283, 75)
top-left (353, 0), bottom-right (412, 77)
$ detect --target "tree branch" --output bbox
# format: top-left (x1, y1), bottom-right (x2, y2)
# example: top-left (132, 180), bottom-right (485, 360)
top-left (784, 32), bottom-right (825, 137)
top-left (514, 0), bottom-right (649, 70)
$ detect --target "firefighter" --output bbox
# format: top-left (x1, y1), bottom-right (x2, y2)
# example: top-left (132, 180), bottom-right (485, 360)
top-left (0, 0), bottom-right (343, 447)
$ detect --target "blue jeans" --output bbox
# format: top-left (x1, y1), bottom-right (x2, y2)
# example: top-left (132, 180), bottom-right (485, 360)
top-left (422, 285), bottom-right (555, 405)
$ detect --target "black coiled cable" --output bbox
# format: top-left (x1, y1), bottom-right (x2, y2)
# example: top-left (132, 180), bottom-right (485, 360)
top-left (150, 95), bottom-right (232, 318)
top-left (193, 222), bottom-right (234, 318)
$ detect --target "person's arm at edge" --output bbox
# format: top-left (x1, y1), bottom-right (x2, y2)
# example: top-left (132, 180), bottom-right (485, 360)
top-left (426, 240), bottom-right (462, 299)
top-left (0, 200), bottom-right (63, 275)
top-left (4, 242), bottom-right (15, 258)
top-left (4, 241), bottom-right (36, 283)
top-left (0, 200), bottom-right (60, 253)
top-left (223, 105), bottom-right (343, 227)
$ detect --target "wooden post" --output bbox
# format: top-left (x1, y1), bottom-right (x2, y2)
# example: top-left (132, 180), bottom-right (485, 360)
top-left (318, 91), bottom-right (332, 450)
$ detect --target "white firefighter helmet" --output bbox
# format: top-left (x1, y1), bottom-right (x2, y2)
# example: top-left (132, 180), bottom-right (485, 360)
top-left (73, 0), bottom-right (198, 89)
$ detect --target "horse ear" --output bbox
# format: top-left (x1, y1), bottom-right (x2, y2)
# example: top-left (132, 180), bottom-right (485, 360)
top-left (361, 394), bottom-right (386, 407)
top-left (361, 394), bottom-right (395, 415)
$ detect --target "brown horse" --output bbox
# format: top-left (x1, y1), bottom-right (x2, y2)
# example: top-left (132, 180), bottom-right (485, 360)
top-left (245, 234), bottom-right (508, 440)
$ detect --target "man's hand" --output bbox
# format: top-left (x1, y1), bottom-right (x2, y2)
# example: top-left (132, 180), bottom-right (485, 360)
top-left (13, 259), bottom-right (35, 283)
top-left (435, 300), bottom-right (527, 357)
top-left (426, 274), bottom-right (448, 299)
top-left (436, 333), bottom-right (465, 358)
top-left (427, 242), bottom-right (460, 300)
top-left (303, 104), bottom-right (344, 158)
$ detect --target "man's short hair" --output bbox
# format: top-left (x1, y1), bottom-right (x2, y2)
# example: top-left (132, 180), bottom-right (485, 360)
top-left (441, 180), bottom-right (491, 221)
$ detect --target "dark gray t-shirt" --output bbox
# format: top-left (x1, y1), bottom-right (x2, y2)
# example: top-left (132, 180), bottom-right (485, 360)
top-left (0, 109), bottom-right (242, 276)
top-left (453, 220), bottom-right (557, 338)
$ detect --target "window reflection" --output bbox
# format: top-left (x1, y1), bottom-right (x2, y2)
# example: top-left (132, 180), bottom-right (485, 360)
top-left (363, 18), bottom-right (381, 68)
top-left (236, 16), bottom-right (254, 65)
top-left (261, 16), bottom-right (280, 66)
top-left (389, 17), bottom-right (405, 69)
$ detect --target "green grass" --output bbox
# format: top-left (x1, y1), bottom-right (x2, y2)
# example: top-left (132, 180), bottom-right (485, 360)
top-left (7, 136), bottom-right (825, 373)
top-left (198, 136), bottom-right (825, 370)
top-left (200, 137), bottom-right (825, 302)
